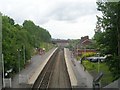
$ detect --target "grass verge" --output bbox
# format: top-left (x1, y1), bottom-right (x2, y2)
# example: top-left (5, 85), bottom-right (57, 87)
top-left (82, 60), bottom-right (114, 87)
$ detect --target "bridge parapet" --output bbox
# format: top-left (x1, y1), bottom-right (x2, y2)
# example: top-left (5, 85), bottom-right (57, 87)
top-left (104, 78), bottom-right (120, 89)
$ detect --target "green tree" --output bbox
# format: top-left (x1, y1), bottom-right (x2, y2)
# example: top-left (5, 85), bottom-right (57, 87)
top-left (94, 1), bottom-right (120, 80)
top-left (2, 15), bottom-right (52, 77)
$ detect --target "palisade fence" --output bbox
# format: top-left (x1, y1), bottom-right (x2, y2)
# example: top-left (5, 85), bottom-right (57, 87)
top-left (3, 75), bottom-right (29, 88)
top-left (3, 78), bottom-right (12, 88)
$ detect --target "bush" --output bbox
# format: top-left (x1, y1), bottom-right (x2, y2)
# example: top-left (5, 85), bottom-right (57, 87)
top-left (81, 52), bottom-right (96, 60)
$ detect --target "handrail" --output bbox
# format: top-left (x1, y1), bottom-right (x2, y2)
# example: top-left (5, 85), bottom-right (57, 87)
top-left (93, 72), bottom-right (103, 83)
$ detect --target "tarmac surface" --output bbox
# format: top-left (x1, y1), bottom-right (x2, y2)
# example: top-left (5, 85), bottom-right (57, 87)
top-left (65, 48), bottom-right (93, 88)
top-left (11, 47), bottom-right (56, 88)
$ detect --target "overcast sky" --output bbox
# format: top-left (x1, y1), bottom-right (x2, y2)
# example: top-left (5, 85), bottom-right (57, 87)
top-left (0, 0), bottom-right (101, 39)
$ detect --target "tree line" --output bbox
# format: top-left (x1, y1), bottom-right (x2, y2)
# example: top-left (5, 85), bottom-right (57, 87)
top-left (94, 1), bottom-right (120, 80)
top-left (2, 15), bottom-right (51, 77)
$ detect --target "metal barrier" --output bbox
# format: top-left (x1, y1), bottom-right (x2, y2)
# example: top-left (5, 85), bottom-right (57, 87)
top-left (3, 78), bottom-right (12, 88)
top-left (93, 72), bottom-right (103, 90)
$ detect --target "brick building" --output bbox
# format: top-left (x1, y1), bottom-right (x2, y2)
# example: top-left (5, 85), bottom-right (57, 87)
top-left (75, 36), bottom-right (96, 56)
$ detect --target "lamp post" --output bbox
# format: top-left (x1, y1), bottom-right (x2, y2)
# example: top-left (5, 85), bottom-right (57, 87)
top-left (97, 53), bottom-right (100, 73)
top-left (84, 47), bottom-right (86, 60)
top-left (81, 41), bottom-right (86, 60)
top-left (17, 49), bottom-right (22, 84)
top-left (17, 49), bottom-right (21, 73)
top-left (2, 54), bottom-right (5, 87)
top-left (77, 44), bottom-right (78, 56)
top-left (23, 45), bottom-right (25, 65)
top-left (98, 59), bottom-right (100, 73)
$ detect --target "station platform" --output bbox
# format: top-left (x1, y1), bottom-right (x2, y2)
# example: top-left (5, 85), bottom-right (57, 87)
top-left (64, 48), bottom-right (78, 87)
top-left (64, 48), bottom-right (93, 88)
top-left (28, 47), bottom-right (58, 85)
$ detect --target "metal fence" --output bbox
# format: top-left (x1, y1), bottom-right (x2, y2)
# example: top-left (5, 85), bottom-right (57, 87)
top-left (4, 78), bottom-right (12, 88)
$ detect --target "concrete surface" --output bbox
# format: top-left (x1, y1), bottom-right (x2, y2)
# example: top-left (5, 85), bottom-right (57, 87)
top-left (104, 78), bottom-right (120, 88)
top-left (64, 48), bottom-right (78, 87)
top-left (28, 47), bottom-right (58, 84)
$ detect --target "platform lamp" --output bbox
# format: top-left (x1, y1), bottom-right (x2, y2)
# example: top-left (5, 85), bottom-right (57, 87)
top-left (97, 53), bottom-right (100, 73)
top-left (81, 41), bottom-right (86, 60)
top-left (17, 49), bottom-right (21, 73)
top-left (22, 45), bottom-right (26, 66)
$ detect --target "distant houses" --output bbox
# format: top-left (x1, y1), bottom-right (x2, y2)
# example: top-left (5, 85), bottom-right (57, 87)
top-left (74, 36), bottom-right (96, 56)
top-left (52, 39), bottom-right (69, 47)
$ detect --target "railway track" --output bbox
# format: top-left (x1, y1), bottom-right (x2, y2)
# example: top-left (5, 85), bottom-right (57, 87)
top-left (32, 48), bottom-right (71, 89)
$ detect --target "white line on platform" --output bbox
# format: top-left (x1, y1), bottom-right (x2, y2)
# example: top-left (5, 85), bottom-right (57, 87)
top-left (64, 48), bottom-right (78, 87)
top-left (28, 47), bottom-right (58, 84)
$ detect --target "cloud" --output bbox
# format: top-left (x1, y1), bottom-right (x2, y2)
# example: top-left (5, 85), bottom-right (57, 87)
top-left (0, 0), bottom-right (57, 24)
top-left (46, 2), bottom-right (97, 22)
top-left (0, 0), bottom-right (97, 24)
top-left (0, 0), bottom-right (99, 39)
top-left (41, 13), bottom-right (97, 39)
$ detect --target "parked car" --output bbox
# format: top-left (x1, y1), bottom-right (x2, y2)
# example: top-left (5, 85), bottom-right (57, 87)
top-left (87, 57), bottom-right (106, 62)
